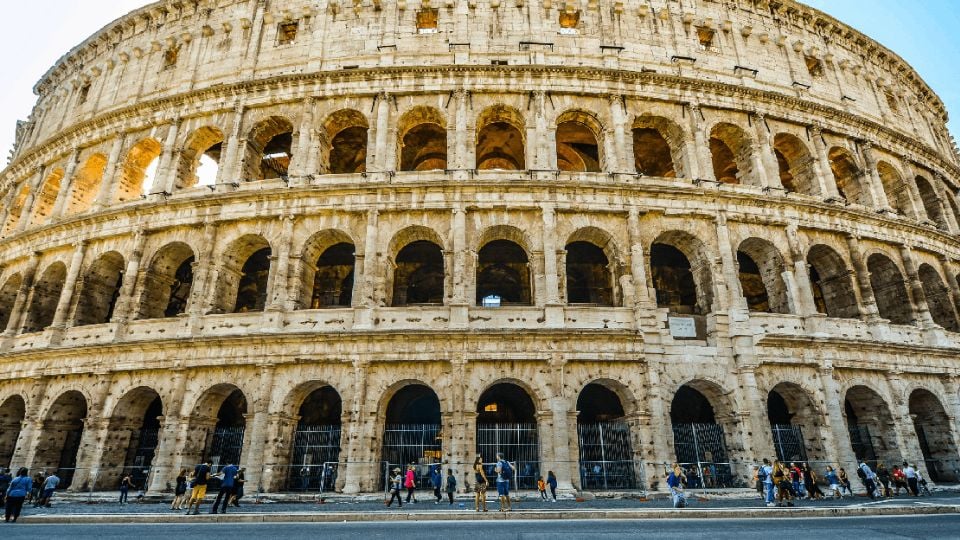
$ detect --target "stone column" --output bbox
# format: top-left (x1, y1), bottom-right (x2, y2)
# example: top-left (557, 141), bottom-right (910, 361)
top-left (809, 125), bottom-right (841, 199)
top-left (609, 94), bottom-right (629, 173)
top-left (260, 412), bottom-right (300, 492)
top-left (531, 90), bottom-right (552, 171)
top-left (218, 100), bottom-right (246, 184)
top-left (111, 230), bottom-right (148, 327)
top-left (715, 212), bottom-right (748, 316)
top-left (884, 371), bottom-right (920, 469)
top-left (859, 141), bottom-right (894, 213)
top-left (340, 359), bottom-right (369, 494)
top-left (2, 252), bottom-right (40, 338)
top-left (9, 376), bottom-right (49, 468)
top-left (641, 363), bottom-right (673, 491)
top-left (50, 150), bottom-right (80, 219)
top-left (687, 104), bottom-right (713, 181)
top-left (289, 100), bottom-right (316, 179)
top-left (542, 204), bottom-right (562, 326)
top-left (785, 224), bottom-right (816, 316)
top-left (48, 241), bottom-right (88, 330)
top-left (369, 93), bottom-right (390, 172)
top-left (353, 209), bottom-right (379, 329)
top-left (381, 95), bottom-right (399, 172)
top-left (71, 373), bottom-right (114, 490)
top-left (242, 364), bottom-right (276, 492)
top-left (187, 219), bottom-right (219, 320)
top-left (93, 135), bottom-right (128, 209)
top-left (14, 168), bottom-right (44, 234)
top-left (148, 369), bottom-right (188, 492)
top-left (937, 375), bottom-right (960, 473)
top-left (267, 215), bottom-right (295, 311)
top-left (626, 207), bottom-right (652, 308)
top-left (845, 235), bottom-right (881, 321)
top-left (899, 245), bottom-right (936, 328)
top-left (818, 361), bottom-right (858, 473)
top-left (450, 206), bottom-right (469, 328)
top-left (151, 120), bottom-right (182, 195)
top-left (752, 112), bottom-right (782, 190)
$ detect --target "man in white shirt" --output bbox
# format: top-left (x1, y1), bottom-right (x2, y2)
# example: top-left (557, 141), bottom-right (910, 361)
top-left (902, 462), bottom-right (919, 496)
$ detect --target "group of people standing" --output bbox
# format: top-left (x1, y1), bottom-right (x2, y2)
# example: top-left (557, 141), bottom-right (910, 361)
top-left (1, 467), bottom-right (61, 523)
top-left (855, 461), bottom-right (930, 500)
top-left (172, 460), bottom-right (246, 515)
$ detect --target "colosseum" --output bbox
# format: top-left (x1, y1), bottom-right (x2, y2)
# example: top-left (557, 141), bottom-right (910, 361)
top-left (0, 0), bottom-right (959, 496)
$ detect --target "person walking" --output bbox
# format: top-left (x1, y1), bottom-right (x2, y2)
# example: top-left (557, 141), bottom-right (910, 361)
top-left (431, 464), bottom-right (443, 504)
top-left (35, 470), bottom-right (59, 508)
top-left (210, 462), bottom-right (239, 514)
top-left (0, 468), bottom-right (11, 508)
top-left (916, 468), bottom-right (931, 496)
top-left (386, 467), bottom-right (403, 508)
top-left (838, 467), bottom-right (853, 495)
top-left (4, 468), bottom-right (31, 523)
top-left (773, 460), bottom-right (793, 507)
top-left (494, 452), bottom-right (514, 512)
top-left (902, 462), bottom-right (919, 496)
top-left (119, 474), bottom-right (135, 505)
top-left (824, 466), bottom-right (842, 499)
top-left (27, 472), bottom-right (43, 505)
top-left (858, 461), bottom-right (877, 499)
top-left (876, 463), bottom-right (891, 497)
top-left (759, 458), bottom-right (775, 507)
top-left (537, 476), bottom-right (547, 500)
top-left (171, 469), bottom-right (188, 510)
top-left (473, 456), bottom-right (488, 512)
top-left (404, 464), bottom-right (418, 503)
top-left (802, 463), bottom-right (823, 499)
top-left (185, 460), bottom-right (212, 515)
top-left (788, 462), bottom-right (803, 499)
top-left (546, 471), bottom-right (558, 502)
top-left (445, 468), bottom-right (457, 505)
top-left (229, 468), bottom-right (245, 507)
top-left (666, 463), bottom-right (687, 508)
top-left (891, 465), bottom-right (907, 495)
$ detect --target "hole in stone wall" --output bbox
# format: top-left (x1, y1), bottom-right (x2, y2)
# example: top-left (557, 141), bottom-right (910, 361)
top-left (828, 146), bottom-right (866, 204)
top-left (416, 8), bottom-right (439, 34)
top-left (29, 168), bottom-right (64, 226)
top-left (311, 243), bottom-right (355, 308)
top-left (918, 263), bottom-right (960, 332)
top-left (804, 56), bottom-right (824, 78)
top-left (116, 138), bottom-right (162, 202)
top-left (392, 240), bottom-right (444, 306)
top-left (234, 247), bottom-right (272, 313)
top-left (565, 241), bottom-right (612, 305)
top-left (0, 274), bottom-right (22, 331)
top-left (866, 253), bottom-right (913, 325)
top-left (773, 133), bottom-right (816, 195)
top-left (278, 21), bottom-right (299, 45)
top-left (559, 10), bottom-right (580, 34)
top-left (915, 175), bottom-right (947, 229)
top-left (806, 244), bottom-right (859, 319)
top-left (476, 106), bottom-right (525, 170)
top-left (178, 126), bottom-right (224, 189)
top-left (556, 120), bottom-right (600, 172)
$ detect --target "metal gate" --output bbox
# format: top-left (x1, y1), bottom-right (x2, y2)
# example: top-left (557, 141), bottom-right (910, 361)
top-left (915, 425), bottom-right (946, 482)
top-left (126, 427), bottom-right (159, 487)
top-left (771, 424), bottom-right (807, 463)
top-left (288, 425), bottom-right (342, 491)
top-left (847, 424), bottom-right (876, 463)
top-left (476, 423), bottom-right (539, 489)
top-left (671, 422), bottom-right (732, 488)
top-left (577, 420), bottom-right (638, 490)
top-left (380, 424), bottom-right (442, 489)
top-left (207, 425), bottom-right (245, 467)
top-left (57, 427), bottom-right (84, 489)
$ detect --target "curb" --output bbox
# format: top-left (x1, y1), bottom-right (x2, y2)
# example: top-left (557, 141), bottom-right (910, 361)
top-left (21, 504), bottom-right (960, 524)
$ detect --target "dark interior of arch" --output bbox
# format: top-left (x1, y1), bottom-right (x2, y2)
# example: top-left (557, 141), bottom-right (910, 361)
top-left (385, 384), bottom-right (441, 425)
top-left (477, 383), bottom-right (536, 424)
top-left (0, 275), bottom-right (22, 331)
top-left (392, 240), bottom-right (444, 306)
top-left (767, 390), bottom-right (792, 425)
top-left (736, 251), bottom-right (769, 312)
top-left (476, 240), bottom-right (530, 305)
top-left (234, 247), bottom-right (272, 313)
top-left (329, 126), bottom-right (368, 174)
top-left (312, 243), bottom-right (354, 308)
top-left (670, 385), bottom-right (716, 424)
top-left (75, 254), bottom-right (125, 326)
top-left (632, 128), bottom-right (675, 177)
top-left (918, 264), bottom-right (960, 332)
top-left (23, 264), bottom-right (66, 333)
top-left (577, 383), bottom-right (625, 423)
top-left (709, 137), bottom-right (739, 184)
top-left (259, 132), bottom-right (293, 179)
top-left (844, 386), bottom-right (898, 464)
top-left (774, 149), bottom-right (797, 193)
top-left (216, 390), bottom-right (248, 428)
top-left (0, 396), bottom-right (26, 468)
top-left (915, 176), bottom-right (947, 229)
top-left (807, 246), bottom-right (859, 319)
top-left (565, 241), bottom-right (612, 305)
top-left (400, 123), bottom-right (447, 171)
top-left (556, 121), bottom-right (600, 172)
top-left (164, 256), bottom-right (195, 317)
top-left (650, 243), bottom-right (698, 313)
top-left (866, 254), bottom-right (913, 325)
top-left (476, 122), bottom-right (525, 170)
top-left (298, 386), bottom-right (343, 426)
top-left (828, 147), bottom-right (866, 204)
top-left (909, 390), bottom-right (960, 481)
top-left (36, 392), bottom-right (87, 484)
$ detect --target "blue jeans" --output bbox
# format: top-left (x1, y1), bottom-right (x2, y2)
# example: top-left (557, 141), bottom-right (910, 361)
top-left (764, 482), bottom-right (775, 504)
top-left (496, 480), bottom-right (510, 497)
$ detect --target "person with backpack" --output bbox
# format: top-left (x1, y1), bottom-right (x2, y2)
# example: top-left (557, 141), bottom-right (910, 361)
top-left (546, 471), bottom-right (558, 502)
top-left (666, 463), bottom-right (686, 508)
top-left (185, 460), bottom-right (212, 515)
top-left (431, 464), bottom-right (443, 504)
top-left (916, 468), bottom-right (931, 496)
top-left (404, 464), bottom-right (418, 503)
top-left (4, 468), bottom-right (32, 523)
top-left (0, 468), bottom-right (11, 508)
top-left (445, 468), bottom-right (457, 505)
top-left (876, 463), bottom-right (892, 497)
top-left (858, 461), bottom-right (877, 499)
top-left (824, 466), bottom-right (842, 499)
top-left (35, 470), bottom-right (59, 508)
top-left (495, 452), bottom-right (513, 512)
top-left (758, 458), bottom-right (774, 507)
top-left (891, 465), bottom-right (908, 495)
top-left (386, 467), bottom-right (403, 508)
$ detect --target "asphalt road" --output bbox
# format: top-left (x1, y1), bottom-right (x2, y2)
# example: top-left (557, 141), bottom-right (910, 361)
top-left (2, 515), bottom-right (957, 539)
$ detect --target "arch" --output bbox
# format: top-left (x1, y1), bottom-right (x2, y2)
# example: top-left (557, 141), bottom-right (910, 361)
top-left (323, 109), bottom-right (368, 174)
top-left (29, 168), bottom-right (64, 226)
top-left (918, 263), bottom-right (960, 332)
top-left (476, 382), bottom-right (540, 488)
top-left (844, 385), bottom-right (900, 466)
top-left (556, 110), bottom-right (602, 173)
top-left (0, 394), bottom-right (26, 469)
top-left (866, 253), bottom-right (913, 325)
top-left (669, 380), bottom-right (735, 487)
top-left (565, 241), bottom-right (613, 305)
top-left (176, 126), bottom-right (223, 189)
top-left (101, 386), bottom-right (162, 489)
top-left (632, 115), bottom-right (682, 178)
top-left (476, 105), bottom-right (525, 170)
top-left (877, 161), bottom-right (914, 216)
top-left (1, 183), bottom-right (30, 234)
top-left (115, 138), bottom-right (162, 202)
top-left (736, 238), bottom-right (789, 314)
top-left (909, 388), bottom-right (960, 482)
top-left (576, 382), bottom-right (638, 490)
top-left (212, 235), bottom-right (272, 314)
top-left (398, 106), bottom-right (447, 172)
top-left (767, 382), bottom-right (827, 463)
top-left (915, 176), bottom-right (948, 229)
top-left (381, 383), bottom-right (442, 488)
top-left (476, 238), bottom-right (531, 306)
top-left (74, 251), bottom-right (125, 326)
top-left (709, 122), bottom-right (753, 185)
top-left (0, 273), bottom-right (23, 331)
top-left (137, 242), bottom-right (196, 319)
top-left (66, 153), bottom-right (107, 214)
top-left (772, 133), bottom-right (817, 195)
top-left (243, 116), bottom-right (294, 180)
top-left (298, 229), bottom-right (355, 310)
top-left (35, 390), bottom-right (88, 488)
top-left (828, 146), bottom-right (869, 205)
top-left (23, 261), bottom-right (67, 333)
top-left (286, 384), bottom-right (344, 491)
top-left (188, 384), bottom-right (247, 468)
top-left (391, 240), bottom-right (445, 306)
top-left (650, 231), bottom-right (714, 315)
top-left (806, 244), bottom-right (859, 319)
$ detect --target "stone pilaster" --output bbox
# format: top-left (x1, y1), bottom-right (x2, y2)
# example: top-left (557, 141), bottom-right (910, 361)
top-left (50, 150), bottom-right (80, 219)
top-left (151, 120), bottom-right (182, 195)
top-left (48, 241), bottom-right (88, 331)
top-left (899, 245), bottom-right (936, 329)
top-left (687, 103), bottom-right (712, 181)
top-left (2, 252), bottom-right (41, 339)
top-left (148, 369), bottom-right (188, 492)
top-left (94, 135), bottom-right (128, 209)
top-left (219, 99), bottom-right (246, 185)
top-left (751, 112), bottom-right (782, 190)
top-left (809, 125), bottom-right (841, 200)
top-left (267, 214), bottom-right (295, 312)
top-left (845, 234), bottom-right (881, 321)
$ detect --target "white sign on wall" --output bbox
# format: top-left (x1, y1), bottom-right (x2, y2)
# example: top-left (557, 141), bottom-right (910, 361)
top-left (668, 316), bottom-right (697, 338)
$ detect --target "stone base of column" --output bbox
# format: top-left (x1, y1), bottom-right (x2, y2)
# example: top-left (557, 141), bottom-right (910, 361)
top-left (544, 304), bottom-right (564, 328)
top-left (353, 307), bottom-right (375, 330)
top-left (449, 303), bottom-right (469, 329)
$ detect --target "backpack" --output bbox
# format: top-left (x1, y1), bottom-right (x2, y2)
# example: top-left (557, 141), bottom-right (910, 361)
top-left (499, 460), bottom-right (514, 481)
top-left (757, 467), bottom-right (767, 482)
top-left (856, 466), bottom-right (867, 480)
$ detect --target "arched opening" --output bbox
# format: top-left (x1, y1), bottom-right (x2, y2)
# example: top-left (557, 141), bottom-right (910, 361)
top-left (476, 239), bottom-right (531, 306)
top-left (916, 176), bottom-right (948, 229)
top-left (0, 273), bottom-right (23, 331)
top-left (866, 253), bottom-right (913, 325)
top-left (476, 106), bottom-right (525, 170)
top-left (207, 389), bottom-right (247, 470)
top-left (576, 383), bottom-right (637, 489)
top-left (844, 385), bottom-right (899, 468)
top-left (137, 242), bottom-right (195, 319)
top-left (1, 183), bottom-right (30, 234)
top-left (74, 251), bottom-right (125, 326)
top-left (392, 241), bottom-right (444, 306)
top-left (324, 109), bottom-right (368, 174)
top-left (211, 235), bottom-right (272, 314)
top-left (66, 154), bottom-right (107, 215)
top-left (650, 232), bottom-right (714, 316)
top-left (235, 248), bottom-right (271, 313)
top-left (773, 133), bottom-right (817, 195)
top-left (556, 113), bottom-right (601, 172)
top-left (767, 383), bottom-right (826, 464)
top-left (309, 243), bottom-right (355, 308)
top-left (670, 383), bottom-right (732, 487)
top-left (101, 388), bottom-right (162, 490)
top-left (0, 395), bottom-right (26, 469)
top-left (22, 262), bottom-right (66, 333)
top-left (918, 264), bottom-right (960, 332)
top-left (565, 241), bottom-right (613, 305)
top-left (477, 382), bottom-right (539, 489)
top-left (29, 169), bottom-right (64, 226)
top-left (35, 391), bottom-right (87, 489)
top-left (288, 385), bottom-right (343, 491)
top-left (909, 389), bottom-right (960, 482)
top-left (828, 146), bottom-right (868, 205)
top-left (736, 238), bottom-right (789, 314)
top-left (398, 107), bottom-right (447, 172)
top-left (807, 244), bottom-right (859, 319)
top-left (381, 384), bottom-right (442, 489)
top-left (709, 123), bottom-right (753, 185)
top-left (632, 116), bottom-right (682, 178)
top-left (176, 126), bottom-right (223, 189)
top-left (115, 138), bottom-right (162, 202)
top-left (243, 117), bottom-right (294, 180)
top-left (877, 161), bottom-right (914, 216)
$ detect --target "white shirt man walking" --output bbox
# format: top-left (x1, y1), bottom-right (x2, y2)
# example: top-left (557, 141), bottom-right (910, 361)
top-left (902, 462), bottom-right (919, 496)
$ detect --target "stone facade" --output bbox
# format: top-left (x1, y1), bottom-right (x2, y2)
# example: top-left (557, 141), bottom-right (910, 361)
top-left (1, 0), bottom-right (960, 495)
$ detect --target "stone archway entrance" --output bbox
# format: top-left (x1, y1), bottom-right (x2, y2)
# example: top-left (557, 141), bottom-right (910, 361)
top-left (844, 385), bottom-right (899, 468)
top-left (101, 388), bottom-right (162, 489)
top-left (36, 391), bottom-right (88, 489)
top-left (0, 395), bottom-right (25, 469)
top-left (909, 389), bottom-right (960, 482)
top-left (476, 383), bottom-right (539, 489)
top-left (576, 383), bottom-right (637, 490)
top-left (288, 385), bottom-right (343, 491)
top-left (767, 383), bottom-right (826, 464)
top-left (670, 383), bottom-right (733, 487)
top-left (380, 384), bottom-right (442, 490)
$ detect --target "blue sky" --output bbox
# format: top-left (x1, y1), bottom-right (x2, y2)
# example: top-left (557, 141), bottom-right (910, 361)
top-left (0, 1), bottom-right (957, 161)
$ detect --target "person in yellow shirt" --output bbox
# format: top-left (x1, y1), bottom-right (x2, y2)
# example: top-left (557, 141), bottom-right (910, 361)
top-left (537, 476), bottom-right (547, 500)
